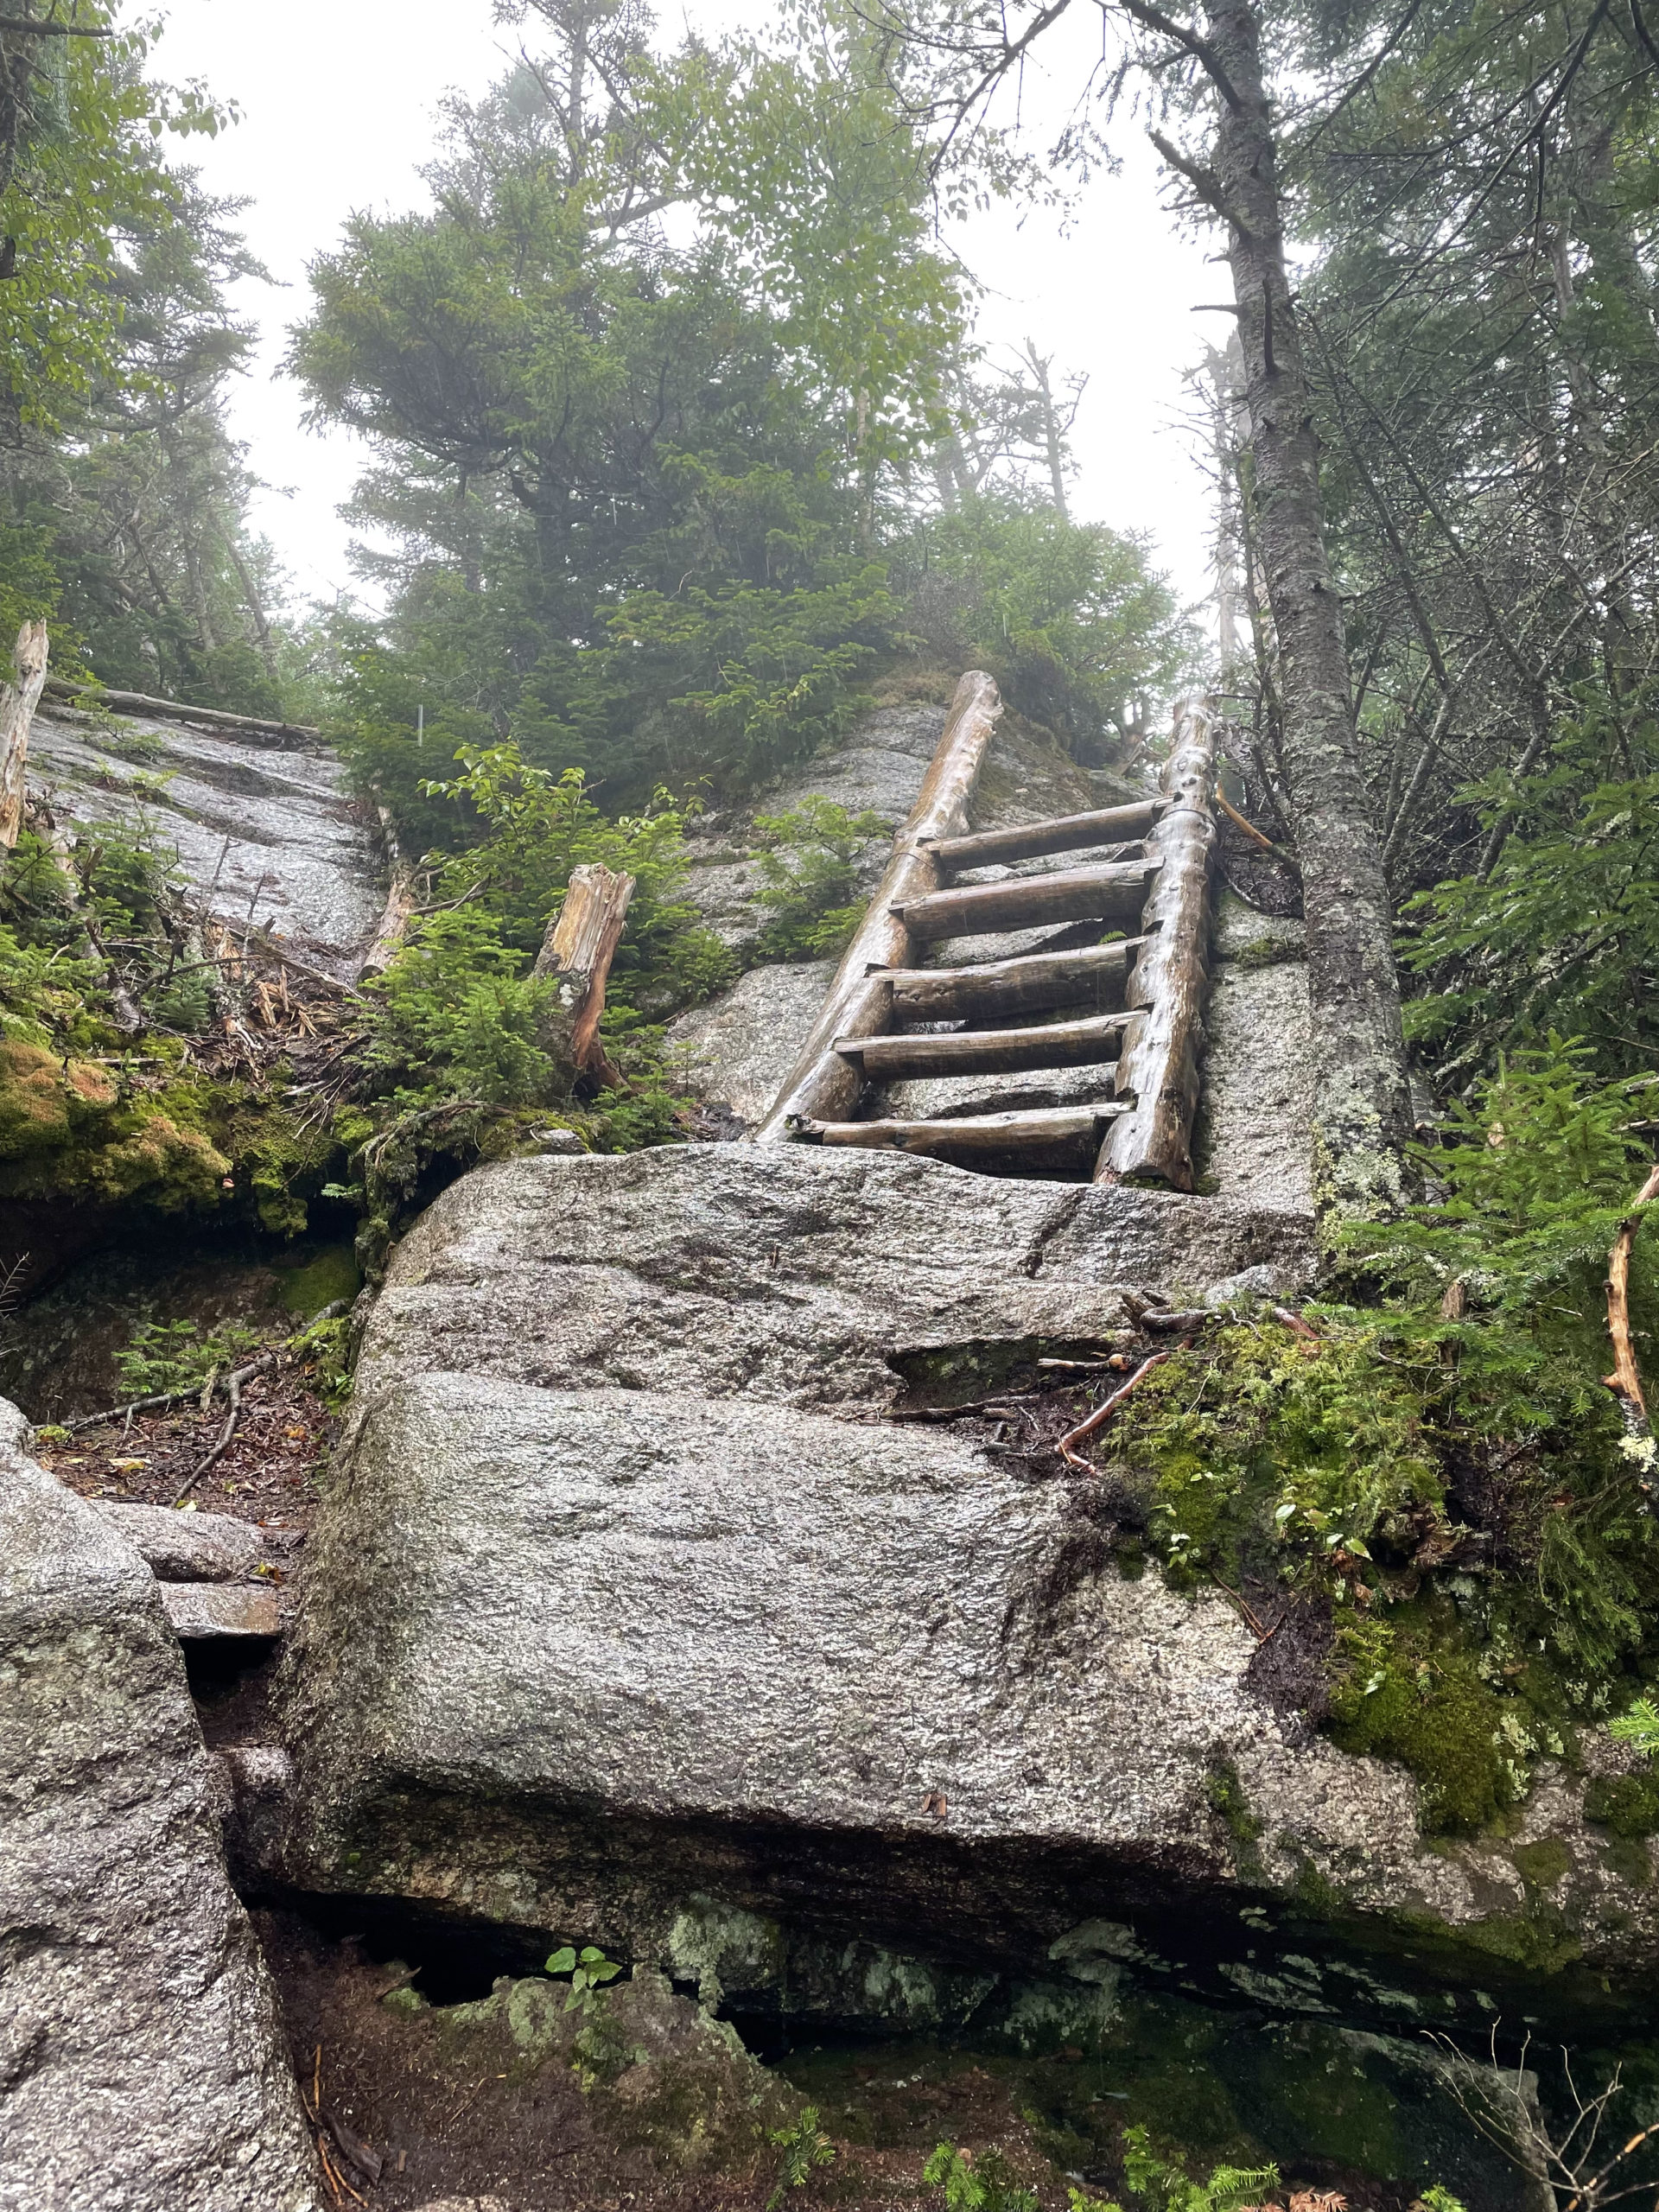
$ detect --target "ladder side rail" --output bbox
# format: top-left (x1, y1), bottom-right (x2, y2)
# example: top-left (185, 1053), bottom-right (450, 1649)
top-left (753, 671), bottom-right (1003, 1140)
top-left (1097, 698), bottom-right (1218, 1190)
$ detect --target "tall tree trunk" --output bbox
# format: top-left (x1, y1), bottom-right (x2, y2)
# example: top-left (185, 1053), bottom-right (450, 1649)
top-left (1195, 0), bottom-right (1412, 1224)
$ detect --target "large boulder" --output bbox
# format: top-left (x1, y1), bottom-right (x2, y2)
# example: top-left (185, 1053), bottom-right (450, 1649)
top-left (340, 1144), bottom-right (1314, 1413)
top-left (274, 1143), bottom-right (1659, 2037)
top-left (0, 1401), bottom-right (318, 2212)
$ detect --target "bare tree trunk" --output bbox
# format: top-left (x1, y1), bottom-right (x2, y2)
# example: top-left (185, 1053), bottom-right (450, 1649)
top-left (0, 618), bottom-right (48, 848)
top-left (1020, 341), bottom-right (1073, 519)
top-left (533, 862), bottom-right (637, 1086)
top-left (1172, 0), bottom-right (1412, 1224)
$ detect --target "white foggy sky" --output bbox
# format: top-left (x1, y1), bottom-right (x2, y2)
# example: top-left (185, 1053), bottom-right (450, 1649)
top-left (145, 0), bottom-right (1218, 621)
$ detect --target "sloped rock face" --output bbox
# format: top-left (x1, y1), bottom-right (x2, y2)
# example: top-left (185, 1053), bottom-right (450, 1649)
top-left (277, 1143), bottom-right (1659, 2037)
top-left (29, 703), bottom-right (380, 971)
top-left (0, 1402), bottom-right (319, 2212)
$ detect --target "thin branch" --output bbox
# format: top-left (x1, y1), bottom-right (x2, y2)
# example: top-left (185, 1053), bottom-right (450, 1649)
top-left (1116, 0), bottom-right (1244, 107)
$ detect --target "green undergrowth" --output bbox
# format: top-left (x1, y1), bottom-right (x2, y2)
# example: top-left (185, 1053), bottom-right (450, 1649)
top-left (0, 745), bottom-right (735, 1256)
top-left (1100, 1041), bottom-right (1659, 1834)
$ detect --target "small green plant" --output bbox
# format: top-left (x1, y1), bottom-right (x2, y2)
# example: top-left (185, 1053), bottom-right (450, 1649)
top-left (114, 1317), bottom-right (263, 1398)
top-left (287, 1313), bottom-right (353, 1412)
top-left (751, 797), bottom-right (886, 959)
top-left (1610, 1697), bottom-right (1659, 1757)
top-left (1066, 2191), bottom-right (1125, 2212)
top-left (1120, 2126), bottom-right (1281, 2212)
top-left (1417, 2189), bottom-right (1467, 2212)
top-left (922, 2141), bottom-right (1039, 2212)
top-left (766, 2105), bottom-right (836, 2206)
top-left (544, 1942), bottom-right (623, 2012)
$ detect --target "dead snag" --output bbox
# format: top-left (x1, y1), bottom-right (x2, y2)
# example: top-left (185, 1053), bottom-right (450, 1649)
top-left (0, 619), bottom-right (48, 849)
top-left (1605, 1162), bottom-right (1659, 1447)
top-left (534, 861), bottom-right (637, 1087)
top-left (357, 798), bottom-right (420, 979)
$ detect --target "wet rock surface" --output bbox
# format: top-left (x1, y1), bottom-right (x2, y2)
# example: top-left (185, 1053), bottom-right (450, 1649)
top-left (29, 702), bottom-right (381, 969)
top-left (268, 1141), bottom-right (1659, 2035)
top-left (0, 1400), bottom-right (319, 2212)
top-left (1198, 893), bottom-right (1313, 1213)
top-left (349, 1144), bottom-right (1316, 1412)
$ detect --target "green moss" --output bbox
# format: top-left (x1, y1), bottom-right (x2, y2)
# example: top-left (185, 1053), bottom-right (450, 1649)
top-left (1586, 1773), bottom-right (1659, 1836)
top-left (1205, 1759), bottom-right (1266, 1878)
top-left (1513, 1837), bottom-right (1573, 1890)
top-left (1328, 1628), bottom-right (1516, 1834)
top-left (274, 1242), bottom-right (360, 1318)
top-left (1599, 1832), bottom-right (1655, 1886)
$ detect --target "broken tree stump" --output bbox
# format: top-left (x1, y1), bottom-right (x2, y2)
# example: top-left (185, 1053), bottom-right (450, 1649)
top-left (535, 861), bottom-right (637, 1084)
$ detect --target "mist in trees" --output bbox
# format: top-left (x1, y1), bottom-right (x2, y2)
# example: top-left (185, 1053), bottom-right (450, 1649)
top-left (0, 6), bottom-right (290, 711)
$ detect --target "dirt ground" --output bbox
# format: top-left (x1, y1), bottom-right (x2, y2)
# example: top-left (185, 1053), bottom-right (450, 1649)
top-left (37, 1347), bottom-right (334, 1530)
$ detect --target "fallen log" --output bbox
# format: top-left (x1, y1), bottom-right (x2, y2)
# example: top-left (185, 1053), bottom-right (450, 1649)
top-left (0, 620), bottom-right (48, 848)
top-left (886, 939), bottom-right (1142, 1023)
top-left (891, 855), bottom-right (1159, 943)
top-left (798, 1101), bottom-right (1126, 1157)
top-left (924, 799), bottom-right (1159, 871)
top-left (836, 1010), bottom-right (1127, 1080)
top-left (42, 674), bottom-right (322, 747)
top-left (1099, 699), bottom-right (1217, 1189)
top-left (754, 671), bottom-right (1003, 1138)
top-left (535, 861), bottom-right (637, 1084)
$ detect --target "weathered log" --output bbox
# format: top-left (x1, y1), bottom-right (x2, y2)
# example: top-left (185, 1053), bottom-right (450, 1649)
top-left (534, 861), bottom-right (637, 1079)
top-left (754, 671), bottom-right (1002, 1138)
top-left (925, 800), bottom-right (1158, 871)
top-left (1099, 699), bottom-right (1217, 1189)
top-left (42, 675), bottom-right (321, 747)
top-left (892, 855), bottom-right (1159, 944)
top-left (357, 799), bottom-right (421, 981)
top-left (1605, 1160), bottom-right (1659, 1429)
top-left (837, 1011), bottom-right (1127, 1080)
top-left (0, 620), bottom-right (48, 849)
top-left (799, 1101), bottom-right (1126, 1156)
top-left (887, 940), bottom-right (1142, 1023)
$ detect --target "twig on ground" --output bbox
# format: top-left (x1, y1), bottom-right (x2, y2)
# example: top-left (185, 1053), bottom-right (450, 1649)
top-left (1271, 1305), bottom-right (1321, 1341)
top-left (1056, 1351), bottom-right (1173, 1468)
top-left (172, 1366), bottom-right (246, 1503)
top-left (64, 1349), bottom-right (282, 1433)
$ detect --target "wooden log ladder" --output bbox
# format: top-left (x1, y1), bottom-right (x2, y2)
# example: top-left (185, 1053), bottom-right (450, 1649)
top-left (754, 671), bottom-right (1217, 1187)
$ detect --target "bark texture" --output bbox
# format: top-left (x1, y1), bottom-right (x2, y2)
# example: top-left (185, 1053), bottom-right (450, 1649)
top-left (535, 861), bottom-right (637, 1081)
top-left (1205, 0), bottom-right (1411, 1221)
top-left (0, 617), bottom-right (48, 848)
top-left (1100, 700), bottom-right (1216, 1189)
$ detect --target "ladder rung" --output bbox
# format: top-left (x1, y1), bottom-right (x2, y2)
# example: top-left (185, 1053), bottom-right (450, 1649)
top-left (893, 856), bottom-right (1160, 943)
top-left (925, 800), bottom-right (1159, 870)
top-left (798, 1103), bottom-right (1128, 1155)
top-left (885, 939), bottom-right (1143, 1022)
top-left (836, 1012), bottom-right (1127, 1079)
